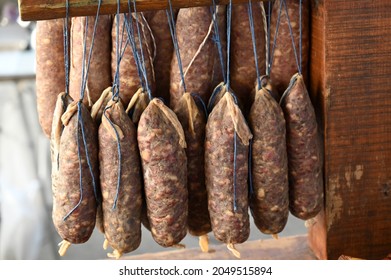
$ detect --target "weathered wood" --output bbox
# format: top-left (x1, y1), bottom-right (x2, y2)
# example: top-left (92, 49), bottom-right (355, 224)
top-left (18, 0), bottom-right (264, 21)
top-left (308, 0), bottom-right (391, 260)
top-left (122, 235), bottom-right (317, 260)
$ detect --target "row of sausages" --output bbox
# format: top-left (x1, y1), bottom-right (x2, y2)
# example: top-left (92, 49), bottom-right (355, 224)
top-left (35, 0), bottom-right (322, 259)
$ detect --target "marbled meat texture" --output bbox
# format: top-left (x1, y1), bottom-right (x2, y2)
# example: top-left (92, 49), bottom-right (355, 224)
top-left (248, 83), bottom-right (289, 234)
top-left (36, 19), bottom-right (66, 138)
top-left (205, 92), bottom-right (252, 245)
top-left (170, 7), bottom-right (215, 108)
top-left (138, 98), bottom-right (188, 247)
top-left (69, 16), bottom-right (112, 108)
top-left (173, 93), bottom-right (211, 236)
top-left (99, 100), bottom-right (142, 254)
top-left (230, 3), bottom-right (266, 115)
top-left (270, 0), bottom-right (310, 96)
top-left (51, 99), bottom-right (99, 244)
top-left (281, 74), bottom-right (323, 220)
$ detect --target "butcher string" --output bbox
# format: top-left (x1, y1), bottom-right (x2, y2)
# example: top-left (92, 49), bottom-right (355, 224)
top-left (131, 0), bottom-right (152, 99)
top-left (261, 1), bottom-right (270, 75)
top-left (283, 0), bottom-right (301, 74)
top-left (112, 0), bottom-right (130, 100)
top-left (299, 0), bottom-right (303, 74)
top-left (166, 0), bottom-right (186, 93)
top-left (191, 93), bottom-right (208, 119)
top-left (123, 16), bottom-right (146, 93)
top-left (63, 0), bottom-right (70, 97)
top-left (63, 1), bottom-right (103, 221)
top-left (279, 73), bottom-right (297, 105)
top-left (269, 0), bottom-right (284, 74)
top-left (226, 0), bottom-right (239, 213)
top-left (102, 0), bottom-right (125, 210)
top-left (247, 0), bottom-right (261, 90)
top-left (211, 0), bottom-right (227, 84)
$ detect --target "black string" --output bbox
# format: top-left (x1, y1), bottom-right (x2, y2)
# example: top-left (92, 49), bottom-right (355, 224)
top-left (191, 93), bottom-right (208, 119)
top-left (63, 0), bottom-right (70, 97)
top-left (211, 0), bottom-right (227, 84)
top-left (63, 0), bottom-right (102, 220)
top-left (266, 0), bottom-right (271, 75)
top-left (269, 0), bottom-right (284, 73)
top-left (226, 0), bottom-right (232, 91)
top-left (131, 0), bottom-right (152, 98)
top-left (247, 0), bottom-right (261, 90)
top-left (124, 12), bottom-right (147, 94)
top-left (283, 0), bottom-right (301, 74)
top-left (166, 0), bottom-right (187, 93)
top-left (103, 105), bottom-right (123, 210)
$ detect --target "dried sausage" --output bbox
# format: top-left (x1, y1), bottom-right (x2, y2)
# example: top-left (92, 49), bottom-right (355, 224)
top-left (205, 92), bottom-right (252, 257)
top-left (99, 99), bottom-right (142, 258)
top-left (69, 16), bottom-right (112, 108)
top-left (270, 0), bottom-right (309, 97)
top-left (137, 98), bottom-right (188, 247)
top-left (248, 77), bottom-right (289, 234)
top-left (36, 19), bottom-right (66, 138)
top-left (280, 73), bottom-right (323, 220)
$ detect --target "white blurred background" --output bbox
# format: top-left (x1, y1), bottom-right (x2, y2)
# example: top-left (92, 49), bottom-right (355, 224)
top-left (0, 0), bottom-right (306, 260)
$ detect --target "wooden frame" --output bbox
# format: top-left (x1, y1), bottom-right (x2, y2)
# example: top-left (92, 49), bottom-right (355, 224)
top-left (18, 0), bottom-right (263, 21)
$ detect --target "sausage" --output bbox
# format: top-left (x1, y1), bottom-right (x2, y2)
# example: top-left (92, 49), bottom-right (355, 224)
top-left (99, 99), bottom-right (142, 259)
top-left (69, 16), bottom-right (112, 108)
top-left (170, 7), bottom-right (215, 108)
top-left (280, 73), bottom-right (323, 220)
top-left (50, 93), bottom-right (99, 256)
top-left (112, 13), bottom-right (155, 107)
top-left (137, 98), bottom-right (188, 247)
top-left (230, 3), bottom-right (266, 115)
top-left (145, 10), bottom-right (175, 104)
top-left (36, 19), bottom-right (66, 138)
top-left (173, 93), bottom-right (211, 243)
top-left (248, 77), bottom-right (289, 235)
top-left (205, 92), bottom-right (252, 256)
top-left (125, 88), bottom-right (151, 231)
top-left (270, 0), bottom-right (309, 97)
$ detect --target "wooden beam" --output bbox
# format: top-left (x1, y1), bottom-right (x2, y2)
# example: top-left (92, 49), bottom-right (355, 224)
top-left (18, 0), bottom-right (264, 21)
top-left (308, 0), bottom-right (391, 260)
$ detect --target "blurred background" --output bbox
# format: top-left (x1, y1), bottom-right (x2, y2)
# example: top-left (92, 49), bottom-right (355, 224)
top-left (0, 0), bottom-right (306, 260)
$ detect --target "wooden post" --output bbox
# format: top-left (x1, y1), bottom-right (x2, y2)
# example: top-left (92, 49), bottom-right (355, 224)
top-left (18, 0), bottom-right (263, 21)
top-left (309, 0), bottom-right (391, 260)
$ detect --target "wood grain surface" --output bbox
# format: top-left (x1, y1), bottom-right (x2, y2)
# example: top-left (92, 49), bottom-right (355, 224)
top-left (19, 0), bottom-right (264, 21)
top-left (308, 0), bottom-right (391, 260)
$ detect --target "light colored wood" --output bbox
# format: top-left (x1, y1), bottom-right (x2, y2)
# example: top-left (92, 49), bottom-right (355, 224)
top-left (18, 0), bottom-right (264, 21)
top-left (121, 235), bottom-right (317, 260)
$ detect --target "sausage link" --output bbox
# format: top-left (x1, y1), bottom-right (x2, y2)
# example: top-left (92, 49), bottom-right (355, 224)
top-left (230, 3), bottom-right (266, 115)
top-left (248, 78), bottom-right (289, 234)
top-left (51, 98), bottom-right (99, 244)
top-left (173, 93), bottom-right (211, 236)
top-left (205, 92), bottom-right (252, 245)
top-left (99, 100), bottom-right (142, 257)
top-left (280, 73), bottom-right (323, 220)
top-left (36, 19), bottom-right (66, 138)
top-left (170, 7), bottom-right (215, 108)
top-left (69, 16), bottom-right (112, 108)
top-left (270, 0), bottom-right (310, 97)
top-left (137, 98), bottom-right (188, 247)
